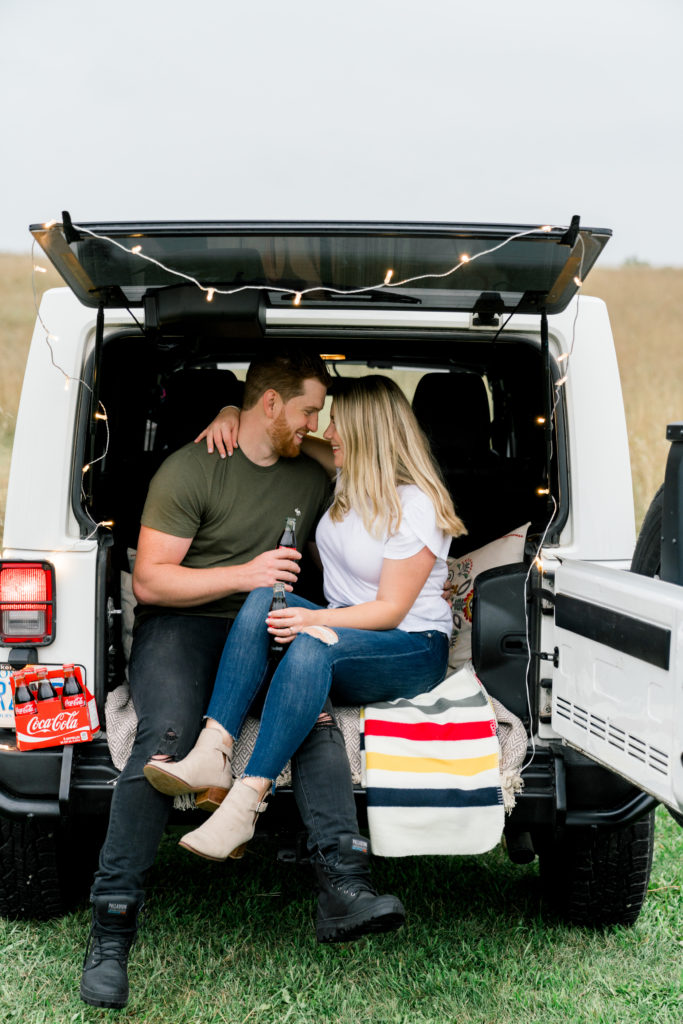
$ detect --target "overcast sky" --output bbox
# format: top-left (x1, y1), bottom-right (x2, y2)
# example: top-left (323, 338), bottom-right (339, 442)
top-left (2, 0), bottom-right (682, 265)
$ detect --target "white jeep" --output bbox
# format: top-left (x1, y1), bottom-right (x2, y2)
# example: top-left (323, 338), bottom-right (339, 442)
top-left (1, 214), bottom-right (681, 926)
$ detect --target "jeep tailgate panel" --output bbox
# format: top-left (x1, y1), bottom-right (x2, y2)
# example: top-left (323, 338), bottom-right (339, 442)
top-left (551, 560), bottom-right (683, 814)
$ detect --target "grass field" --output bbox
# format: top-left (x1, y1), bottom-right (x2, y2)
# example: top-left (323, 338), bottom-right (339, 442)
top-left (0, 808), bottom-right (680, 1023)
top-left (0, 254), bottom-right (681, 1021)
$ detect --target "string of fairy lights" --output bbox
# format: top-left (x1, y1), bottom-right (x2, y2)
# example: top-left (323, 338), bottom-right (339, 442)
top-left (32, 217), bottom-right (585, 567)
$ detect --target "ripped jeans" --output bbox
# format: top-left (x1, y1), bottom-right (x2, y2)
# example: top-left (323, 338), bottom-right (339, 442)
top-left (92, 612), bottom-right (359, 896)
top-left (206, 588), bottom-right (449, 783)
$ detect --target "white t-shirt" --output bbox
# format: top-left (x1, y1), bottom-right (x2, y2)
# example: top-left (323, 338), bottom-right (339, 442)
top-left (315, 484), bottom-right (452, 636)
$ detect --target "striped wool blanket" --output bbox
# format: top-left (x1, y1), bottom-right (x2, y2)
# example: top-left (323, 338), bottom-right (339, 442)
top-left (361, 665), bottom-right (505, 856)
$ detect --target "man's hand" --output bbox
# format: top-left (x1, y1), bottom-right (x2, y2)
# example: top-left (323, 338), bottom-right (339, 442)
top-left (194, 406), bottom-right (240, 458)
top-left (239, 547), bottom-right (302, 592)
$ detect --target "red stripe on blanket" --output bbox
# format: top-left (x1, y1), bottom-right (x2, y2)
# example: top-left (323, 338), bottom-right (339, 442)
top-left (364, 719), bottom-right (496, 741)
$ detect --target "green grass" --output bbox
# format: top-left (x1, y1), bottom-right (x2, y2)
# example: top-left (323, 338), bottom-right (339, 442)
top-left (1, 808), bottom-right (681, 1024)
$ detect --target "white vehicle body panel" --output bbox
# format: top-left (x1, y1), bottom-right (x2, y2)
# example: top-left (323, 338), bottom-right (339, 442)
top-left (2, 291), bottom-right (130, 694)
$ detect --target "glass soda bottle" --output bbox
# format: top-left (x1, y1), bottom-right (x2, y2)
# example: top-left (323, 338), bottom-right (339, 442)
top-left (62, 663), bottom-right (86, 709)
top-left (278, 516), bottom-right (297, 550)
top-left (13, 670), bottom-right (37, 716)
top-left (36, 668), bottom-right (58, 701)
top-left (268, 581), bottom-right (288, 660)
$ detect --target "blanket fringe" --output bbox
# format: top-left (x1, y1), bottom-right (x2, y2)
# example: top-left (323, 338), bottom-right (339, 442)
top-left (501, 769), bottom-right (525, 814)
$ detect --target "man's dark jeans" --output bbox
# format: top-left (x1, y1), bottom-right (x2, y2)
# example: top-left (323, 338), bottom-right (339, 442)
top-left (92, 612), bottom-right (359, 896)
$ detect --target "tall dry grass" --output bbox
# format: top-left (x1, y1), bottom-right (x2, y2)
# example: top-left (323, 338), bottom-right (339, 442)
top-left (0, 254), bottom-right (681, 531)
top-left (585, 268), bottom-right (683, 524)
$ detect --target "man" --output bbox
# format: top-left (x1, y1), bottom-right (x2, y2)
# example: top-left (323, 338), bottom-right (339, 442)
top-left (80, 351), bottom-right (404, 1011)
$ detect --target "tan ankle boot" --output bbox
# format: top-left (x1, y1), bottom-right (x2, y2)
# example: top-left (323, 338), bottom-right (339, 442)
top-left (143, 728), bottom-right (233, 811)
top-left (178, 779), bottom-right (269, 861)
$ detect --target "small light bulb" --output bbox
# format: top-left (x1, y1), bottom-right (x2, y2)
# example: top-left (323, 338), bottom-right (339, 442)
top-left (384, 269), bottom-right (394, 285)
top-left (536, 487), bottom-right (550, 496)
top-left (47, 333), bottom-right (59, 342)
top-left (43, 219), bottom-right (58, 229)
top-left (557, 353), bottom-right (569, 362)
top-left (82, 464), bottom-right (90, 474)
top-left (556, 375), bottom-right (568, 387)
top-left (63, 377), bottom-right (70, 391)
top-left (94, 412), bottom-right (108, 421)
top-left (460, 254), bottom-right (470, 263)
top-left (206, 288), bottom-right (215, 303)
top-left (293, 292), bottom-right (302, 306)
top-left (535, 416), bottom-right (546, 425)
top-left (131, 245), bottom-right (142, 254)
top-left (534, 556), bottom-right (543, 572)
top-left (34, 265), bottom-right (47, 274)
top-left (573, 275), bottom-right (583, 287)
top-left (540, 224), bottom-right (552, 232)
top-left (101, 520), bottom-right (115, 528)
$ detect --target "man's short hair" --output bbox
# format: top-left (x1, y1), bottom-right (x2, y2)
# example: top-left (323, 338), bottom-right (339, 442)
top-left (242, 351), bottom-right (331, 409)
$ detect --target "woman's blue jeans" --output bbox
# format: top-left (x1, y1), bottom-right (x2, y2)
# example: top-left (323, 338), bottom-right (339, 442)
top-left (207, 588), bottom-right (449, 782)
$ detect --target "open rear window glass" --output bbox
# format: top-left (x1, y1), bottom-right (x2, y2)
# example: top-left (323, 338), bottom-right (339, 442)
top-left (31, 218), bottom-right (610, 314)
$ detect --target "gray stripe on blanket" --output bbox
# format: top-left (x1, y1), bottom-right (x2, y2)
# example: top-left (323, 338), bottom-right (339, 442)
top-left (369, 691), bottom-right (488, 714)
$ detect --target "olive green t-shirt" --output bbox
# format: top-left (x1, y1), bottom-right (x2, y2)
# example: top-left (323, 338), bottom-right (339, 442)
top-left (139, 443), bottom-right (331, 619)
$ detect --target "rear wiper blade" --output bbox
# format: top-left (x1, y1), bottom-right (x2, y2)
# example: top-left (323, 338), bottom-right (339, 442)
top-left (268, 286), bottom-right (421, 305)
top-left (314, 287), bottom-right (421, 305)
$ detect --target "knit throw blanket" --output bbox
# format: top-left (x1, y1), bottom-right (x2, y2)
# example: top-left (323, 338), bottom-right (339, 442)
top-left (360, 665), bottom-right (505, 857)
top-left (105, 667), bottom-right (525, 825)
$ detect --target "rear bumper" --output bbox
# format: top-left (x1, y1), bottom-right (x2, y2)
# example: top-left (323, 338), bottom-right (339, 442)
top-left (0, 730), bottom-right (657, 830)
top-left (0, 730), bottom-right (118, 820)
top-left (507, 745), bottom-right (658, 831)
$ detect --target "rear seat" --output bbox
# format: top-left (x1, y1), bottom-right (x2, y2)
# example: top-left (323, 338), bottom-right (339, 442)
top-left (412, 370), bottom-right (538, 556)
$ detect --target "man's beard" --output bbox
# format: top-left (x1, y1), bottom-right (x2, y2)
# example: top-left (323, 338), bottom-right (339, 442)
top-left (269, 409), bottom-right (302, 459)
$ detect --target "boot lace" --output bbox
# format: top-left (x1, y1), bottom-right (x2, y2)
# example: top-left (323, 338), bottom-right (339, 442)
top-left (324, 869), bottom-right (378, 898)
top-left (83, 920), bottom-right (138, 969)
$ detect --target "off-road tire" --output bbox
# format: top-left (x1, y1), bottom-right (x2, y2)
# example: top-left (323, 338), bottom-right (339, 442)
top-left (629, 485), bottom-right (683, 826)
top-left (0, 814), bottom-right (105, 920)
top-left (631, 484), bottom-right (663, 577)
top-left (538, 811), bottom-right (655, 927)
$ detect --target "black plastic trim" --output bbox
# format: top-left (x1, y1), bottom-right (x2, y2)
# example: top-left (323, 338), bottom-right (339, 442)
top-left (565, 791), bottom-right (658, 827)
top-left (0, 790), bottom-right (61, 819)
top-left (555, 593), bottom-right (671, 670)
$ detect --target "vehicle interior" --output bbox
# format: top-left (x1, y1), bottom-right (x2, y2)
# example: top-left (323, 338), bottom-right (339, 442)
top-left (78, 325), bottom-right (564, 725)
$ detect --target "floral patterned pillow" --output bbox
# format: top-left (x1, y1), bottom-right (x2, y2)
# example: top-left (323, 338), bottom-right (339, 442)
top-left (447, 523), bottom-right (530, 671)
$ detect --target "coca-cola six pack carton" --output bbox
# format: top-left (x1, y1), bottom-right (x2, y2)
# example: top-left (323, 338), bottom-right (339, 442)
top-left (11, 664), bottom-right (100, 751)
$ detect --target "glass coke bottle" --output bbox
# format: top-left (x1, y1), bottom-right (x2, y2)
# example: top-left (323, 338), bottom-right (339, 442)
top-left (268, 581), bottom-right (288, 660)
top-left (278, 516), bottom-right (297, 550)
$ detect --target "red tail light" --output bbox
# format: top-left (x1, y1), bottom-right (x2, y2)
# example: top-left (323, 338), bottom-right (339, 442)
top-left (0, 561), bottom-right (55, 645)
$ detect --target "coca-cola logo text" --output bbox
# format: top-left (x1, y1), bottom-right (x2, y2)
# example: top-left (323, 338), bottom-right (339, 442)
top-left (15, 702), bottom-right (37, 717)
top-left (63, 694), bottom-right (86, 709)
top-left (26, 711), bottom-right (81, 735)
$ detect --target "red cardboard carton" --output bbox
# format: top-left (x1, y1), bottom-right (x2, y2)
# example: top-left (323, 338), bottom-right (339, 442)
top-left (11, 665), bottom-right (100, 751)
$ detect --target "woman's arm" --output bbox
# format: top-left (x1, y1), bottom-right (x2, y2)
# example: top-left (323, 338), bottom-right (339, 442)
top-left (300, 435), bottom-right (336, 478)
top-left (266, 546), bottom-right (436, 640)
top-left (194, 405), bottom-right (241, 457)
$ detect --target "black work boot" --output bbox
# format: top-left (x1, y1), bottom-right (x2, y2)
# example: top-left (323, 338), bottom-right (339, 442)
top-left (80, 892), bottom-right (144, 1009)
top-left (314, 833), bottom-right (405, 943)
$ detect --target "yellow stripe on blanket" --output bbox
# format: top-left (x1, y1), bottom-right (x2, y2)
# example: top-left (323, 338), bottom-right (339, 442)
top-left (365, 751), bottom-right (498, 776)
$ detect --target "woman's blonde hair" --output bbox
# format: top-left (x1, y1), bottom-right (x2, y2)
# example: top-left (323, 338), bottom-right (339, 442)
top-left (328, 375), bottom-right (466, 540)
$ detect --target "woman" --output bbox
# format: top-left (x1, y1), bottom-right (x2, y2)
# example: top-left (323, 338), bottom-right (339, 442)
top-left (144, 375), bottom-right (466, 861)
